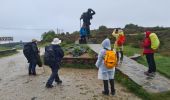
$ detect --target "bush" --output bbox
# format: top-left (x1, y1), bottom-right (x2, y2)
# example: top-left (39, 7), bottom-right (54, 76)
top-left (98, 25), bottom-right (107, 31)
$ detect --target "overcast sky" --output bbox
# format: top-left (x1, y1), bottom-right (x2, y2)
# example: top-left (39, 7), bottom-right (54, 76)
top-left (0, 0), bottom-right (170, 42)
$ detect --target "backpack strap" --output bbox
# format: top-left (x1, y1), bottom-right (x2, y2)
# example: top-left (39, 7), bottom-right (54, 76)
top-left (104, 48), bottom-right (108, 50)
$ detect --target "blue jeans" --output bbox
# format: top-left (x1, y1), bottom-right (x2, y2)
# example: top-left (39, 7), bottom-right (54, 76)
top-left (47, 64), bottom-right (60, 85)
top-left (29, 61), bottom-right (37, 74)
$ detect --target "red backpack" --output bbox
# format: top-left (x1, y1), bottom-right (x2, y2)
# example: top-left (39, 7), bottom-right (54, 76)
top-left (117, 35), bottom-right (125, 46)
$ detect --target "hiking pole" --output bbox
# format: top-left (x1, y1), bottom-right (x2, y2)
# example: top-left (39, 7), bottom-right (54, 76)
top-left (80, 19), bottom-right (81, 29)
top-left (39, 48), bottom-right (46, 73)
top-left (42, 65), bottom-right (45, 73)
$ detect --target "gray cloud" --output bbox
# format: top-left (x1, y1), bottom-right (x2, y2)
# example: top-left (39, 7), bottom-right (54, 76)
top-left (0, 0), bottom-right (170, 42)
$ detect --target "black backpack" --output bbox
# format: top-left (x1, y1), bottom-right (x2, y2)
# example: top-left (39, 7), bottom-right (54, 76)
top-left (23, 42), bottom-right (33, 62)
top-left (44, 45), bottom-right (56, 65)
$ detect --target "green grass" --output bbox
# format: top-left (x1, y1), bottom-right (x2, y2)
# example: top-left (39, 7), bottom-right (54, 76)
top-left (0, 46), bottom-right (18, 58)
top-left (124, 45), bottom-right (142, 56)
top-left (124, 45), bottom-right (170, 79)
top-left (38, 42), bottom-right (50, 48)
top-left (0, 47), bottom-right (12, 51)
top-left (61, 63), bottom-right (96, 69)
top-left (137, 54), bottom-right (170, 79)
top-left (0, 51), bottom-right (19, 58)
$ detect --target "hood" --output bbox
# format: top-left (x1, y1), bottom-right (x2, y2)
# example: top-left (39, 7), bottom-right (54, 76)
top-left (101, 38), bottom-right (111, 50)
top-left (145, 31), bottom-right (151, 38)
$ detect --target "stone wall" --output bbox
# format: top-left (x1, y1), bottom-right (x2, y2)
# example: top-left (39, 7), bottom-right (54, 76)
top-left (0, 48), bottom-right (17, 55)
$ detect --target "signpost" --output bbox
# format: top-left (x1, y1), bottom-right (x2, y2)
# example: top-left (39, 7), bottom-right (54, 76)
top-left (0, 37), bottom-right (13, 44)
top-left (0, 37), bottom-right (13, 41)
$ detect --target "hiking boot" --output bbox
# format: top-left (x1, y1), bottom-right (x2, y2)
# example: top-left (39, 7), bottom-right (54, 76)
top-left (149, 72), bottom-right (156, 77)
top-left (111, 91), bottom-right (115, 96)
top-left (32, 73), bottom-right (36, 76)
top-left (119, 60), bottom-right (123, 64)
top-left (144, 71), bottom-right (155, 77)
top-left (144, 71), bottom-right (150, 76)
top-left (28, 72), bottom-right (32, 75)
top-left (110, 89), bottom-right (116, 96)
top-left (46, 84), bottom-right (54, 88)
top-left (102, 91), bottom-right (109, 95)
top-left (55, 80), bottom-right (62, 84)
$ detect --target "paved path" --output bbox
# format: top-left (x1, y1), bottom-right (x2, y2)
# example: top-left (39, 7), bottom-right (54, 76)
top-left (88, 44), bottom-right (170, 93)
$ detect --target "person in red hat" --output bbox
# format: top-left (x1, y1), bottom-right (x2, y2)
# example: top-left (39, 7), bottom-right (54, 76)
top-left (142, 31), bottom-right (156, 77)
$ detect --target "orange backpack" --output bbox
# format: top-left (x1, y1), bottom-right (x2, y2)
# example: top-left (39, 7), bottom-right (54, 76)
top-left (104, 50), bottom-right (117, 69)
top-left (117, 35), bottom-right (125, 46)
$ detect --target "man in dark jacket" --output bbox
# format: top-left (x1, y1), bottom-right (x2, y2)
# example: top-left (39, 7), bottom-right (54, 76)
top-left (46, 38), bottom-right (64, 88)
top-left (28, 39), bottom-right (39, 75)
top-left (80, 8), bottom-right (95, 38)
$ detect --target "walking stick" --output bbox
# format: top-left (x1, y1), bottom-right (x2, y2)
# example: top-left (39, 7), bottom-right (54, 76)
top-left (80, 19), bottom-right (81, 29)
top-left (38, 48), bottom-right (45, 73)
top-left (42, 65), bottom-right (45, 73)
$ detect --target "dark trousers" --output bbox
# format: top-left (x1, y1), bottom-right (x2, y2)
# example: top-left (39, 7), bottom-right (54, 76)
top-left (116, 51), bottom-right (123, 61)
top-left (86, 25), bottom-right (90, 35)
top-left (84, 24), bottom-right (90, 38)
top-left (80, 36), bottom-right (87, 44)
top-left (146, 53), bottom-right (156, 73)
top-left (29, 61), bottom-right (37, 74)
top-left (103, 79), bottom-right (115, 93)
top-left (47, 64), bottom-right (60, 85)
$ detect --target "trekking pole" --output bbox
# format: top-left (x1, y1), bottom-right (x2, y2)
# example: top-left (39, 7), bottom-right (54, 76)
top-left (42, 65), bottom-right (45, 73)
top-left (39, 47), bottom-right (46, 73)
top-left (80, 19), bottom-right (82, 29)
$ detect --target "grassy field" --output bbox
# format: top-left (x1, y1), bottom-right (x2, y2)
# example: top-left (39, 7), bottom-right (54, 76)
top-left (0, 46), bottom-right (18, 58)
top-left (0, 46), bottom-right (12, 51)
top-left (124, 45), bottom-right (170, 79)
top-left (123, 45), bottom-right (142, 56)
top-left (0, 50), bottom-right (18, 58)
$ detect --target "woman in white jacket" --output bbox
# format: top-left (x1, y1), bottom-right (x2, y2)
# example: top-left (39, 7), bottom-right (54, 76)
top-left (95, 38), bottom-right (116, 95)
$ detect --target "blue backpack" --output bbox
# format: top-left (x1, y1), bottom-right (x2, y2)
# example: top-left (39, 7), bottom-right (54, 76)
top-left (80, 27), bottom-right (87, 37)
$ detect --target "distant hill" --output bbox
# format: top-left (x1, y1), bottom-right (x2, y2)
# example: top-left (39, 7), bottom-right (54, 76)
top-left (41, 24), bottom-right (170, 56)
top-left (88, 24), bottom-right (170, 56)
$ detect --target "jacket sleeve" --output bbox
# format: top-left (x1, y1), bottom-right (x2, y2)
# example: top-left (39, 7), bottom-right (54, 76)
top-left (54, 47), bottom-right (64, 63)
top-left (90, 10), bottom-right (95, 15)
top-left (59, 48), bottom-right (64, 58)
top-left (32, 43), bottom-right (39, 56)
top-left (80, 13), bottom-right (85, 20)
top-left (95, 50), bottom-right (104, 68)
top-left (57, 47), bottom-right (64, 59)
top-left (80, 14), bottom-right (83, 20)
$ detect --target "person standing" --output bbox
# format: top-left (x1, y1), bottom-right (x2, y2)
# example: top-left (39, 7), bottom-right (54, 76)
top-left (45, 38), bottom-right (64, 88)
top-left (112, 29), bottom-right (125, 64)
top-left (23, 39), bottom-right (39, 75)
top-left (95, 38), bottom-right (116, 95)
top-left (80, 8), bottom-right (95, 39)
top-left (142, 31), bottom-right (157, 77)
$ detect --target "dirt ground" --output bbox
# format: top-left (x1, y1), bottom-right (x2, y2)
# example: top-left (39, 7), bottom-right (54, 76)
top-left (0, 50), bottom-right (141, 100)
